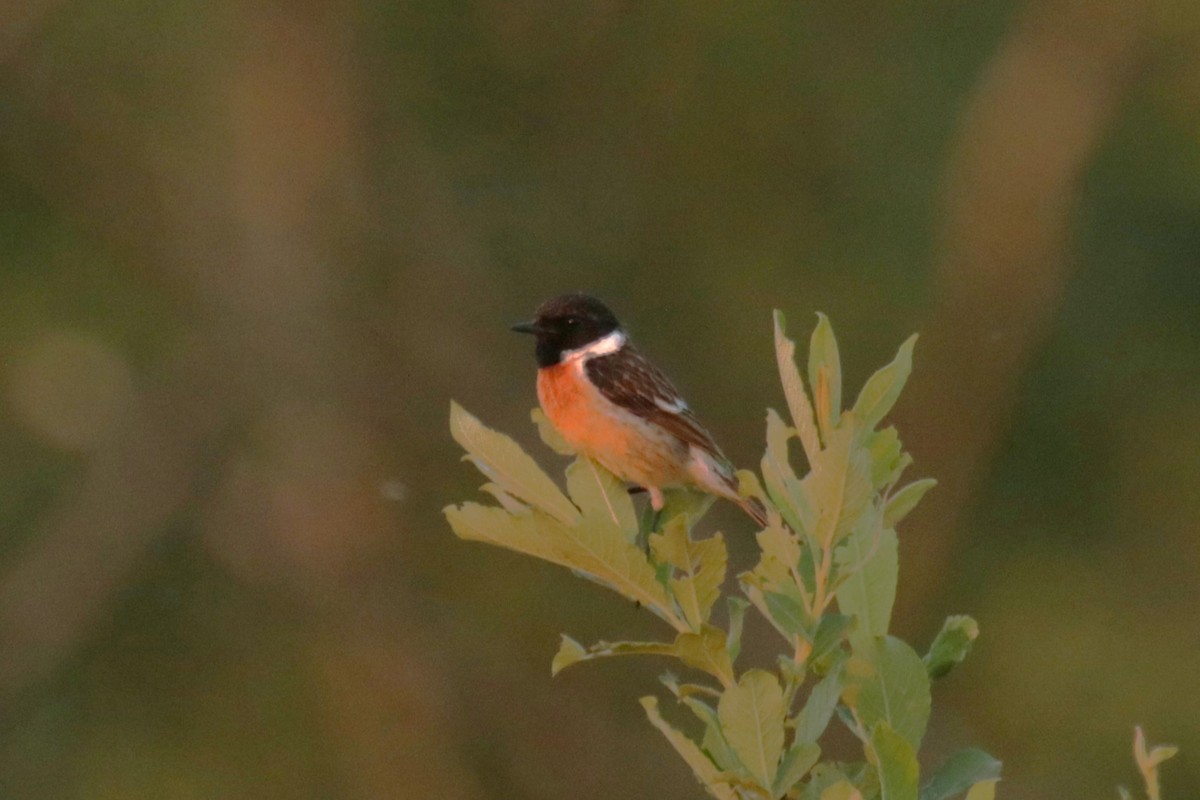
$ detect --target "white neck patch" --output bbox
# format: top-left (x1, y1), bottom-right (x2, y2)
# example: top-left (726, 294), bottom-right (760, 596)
top-left (561, 330), bottom-right (626, 364)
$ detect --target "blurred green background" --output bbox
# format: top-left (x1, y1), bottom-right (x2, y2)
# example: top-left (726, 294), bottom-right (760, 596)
top-left (1, 0), bottom-right (1197, 797)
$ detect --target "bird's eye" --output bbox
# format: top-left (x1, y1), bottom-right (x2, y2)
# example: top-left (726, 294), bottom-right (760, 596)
top-left (565, 316), bottom-right (579, 327)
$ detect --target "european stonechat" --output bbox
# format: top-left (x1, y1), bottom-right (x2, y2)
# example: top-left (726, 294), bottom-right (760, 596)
top-left (512, 293), bottom-right (768, 527)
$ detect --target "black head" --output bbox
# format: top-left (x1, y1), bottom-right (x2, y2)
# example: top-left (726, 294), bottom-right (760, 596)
top-left (512, 293), bottom-right (622, 367)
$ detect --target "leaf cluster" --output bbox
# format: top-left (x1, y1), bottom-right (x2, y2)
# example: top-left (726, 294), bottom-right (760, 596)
top-left (446, 312), bottom-right (996, 800)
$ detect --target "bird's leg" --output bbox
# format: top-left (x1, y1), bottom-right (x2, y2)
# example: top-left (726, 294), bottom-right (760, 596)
top-left (647, 486), bottom-right (665, 535)
top-left (634, 486), bottom-right (665, 554)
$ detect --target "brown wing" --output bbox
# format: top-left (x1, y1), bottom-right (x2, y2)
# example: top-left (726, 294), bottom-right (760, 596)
top-left (585, 344), bottom-right (730, 464)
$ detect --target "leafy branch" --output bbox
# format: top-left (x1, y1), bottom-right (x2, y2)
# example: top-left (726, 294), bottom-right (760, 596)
top-left (445, 312), bottom-right (995, 799)
top-left (1120, 727), bottom-right (1178, 800)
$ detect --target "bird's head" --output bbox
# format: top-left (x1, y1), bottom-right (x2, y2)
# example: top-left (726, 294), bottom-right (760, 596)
top-left (512, 293), bottom-right (622, 367)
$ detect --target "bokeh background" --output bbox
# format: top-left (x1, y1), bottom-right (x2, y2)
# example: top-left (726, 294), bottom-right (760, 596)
top-left (1, 1), bottom-right (1198, 797)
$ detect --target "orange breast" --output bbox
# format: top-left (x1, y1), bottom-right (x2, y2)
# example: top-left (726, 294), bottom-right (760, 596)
top-left (536, 363), bottom-right (687, 488)
top-left (537, 363), bottom-right (609, 452)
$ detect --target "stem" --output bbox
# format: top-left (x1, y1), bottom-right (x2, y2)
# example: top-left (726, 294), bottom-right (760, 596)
top-left (813, 537), bottom-right (835, 617)
top-left (793, 636), bottom-right (812, 667)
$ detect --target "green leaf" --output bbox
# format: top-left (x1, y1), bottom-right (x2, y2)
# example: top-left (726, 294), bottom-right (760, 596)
top-left (550, 635), bottom-right (676, 676)
top-left (659, 488), bottom-right (716, 528)
top-left (774, 310), bottom-right (821, 464)
top-left (810, 613), bottom-right (854, 664)
top-left (805, 419), bottom-right (873, 549)
top-left (835, 520), bottom-right (898, 650)
top-left (450, 402), bottom-right (581, 525)
top-left (675, 626), bottom-right (736, 688)
top-left (852, 335), bottom-right (917, 432)
top-left (740, 583), bottom-right (791, 644)
top-left (920, 749), bottom-right (1002, 800)
top-left (793, 661), bottom-right (845, 745)
top-left (566, 458), bottom-right (638, 542)
top-left (531, 407), bottom-right (574, 455)
top-left (808, 313), bottom-right (842, 438)
top-left (640, 697), bottom-right (738, 800)
top-left (445, 502), bottom-right (683, 629)
top-left (963, 781), bottom-right (996, 800)
top-left (873, 722), bottom-right (919, 800)
top-left (867, 427), bottom-right (910, 490)
top-left (718, 669), bottom-right (787, 789)
top-left (843, 636), bottom-right (932, 750)
top-left (650, 515), bottom-right (728, 631)
top-left (726, 597), bottom-right (751, 663)
top-left (773, 741), bottom-right (821, 797)
top-left (884, 479), bottom-right (936, 528)
top-left (778, 653), bottom-right (807, 691)
top-left (923, 615), bottom-right (979, 679)
top-left (765, 590), bottom-right (812, 638)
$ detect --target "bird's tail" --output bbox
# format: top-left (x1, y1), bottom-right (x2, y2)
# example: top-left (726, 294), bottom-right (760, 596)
top-left (689, 451), bottom-right (770, 528)
top-left (736, 495), bottom-right (769, 528)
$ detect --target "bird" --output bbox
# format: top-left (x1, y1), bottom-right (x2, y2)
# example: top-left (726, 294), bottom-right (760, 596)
top-left (512, 293), bottom-right (768, 527)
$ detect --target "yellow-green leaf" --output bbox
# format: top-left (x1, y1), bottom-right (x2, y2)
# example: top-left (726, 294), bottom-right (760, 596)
top-left (1134, 726), bottom-right (1178, 800)
top-left (550, 635), bottom-right (677, 675)
top-left (762, 408), bottom-right (816, 536)
top-left (641, 697), bottom-right (738, 800)
top-left (650, 515), bottom-right (727, 630)
top-left (805, 418), bottom-right (873, 549)
top-left (717, 669), bottom-right (786, 789)
top-left (808, 313), bottom-right (842, 438)
top-left (774, 310), bottom-right (820, 464)
top-left (964, 781), bottom-right (996, 800)
top-left (821, 780), bottom-right (865, 800)
top-left (446, 502), bottom-right (565, 564)
top-left (675, 626), bottom-right (736, 688)
top-left (531, 407), bottom-right (574, 455)
top-left (681, 697), bottom-right (749, 779)
top-left (445, 501), bottom-right (683, 630)
top-left (450, 402), bottom-right (580, 525)
top-left (758, 521), bottom-right (803, 579)
top-left (559, 516), bottom-right (682, 628)
top-left (551, 635), bottom-right (587, 675)
top-left (566, 457), bottom-right (638, 541)
top-left (480, 482), bottom-right (528, 515)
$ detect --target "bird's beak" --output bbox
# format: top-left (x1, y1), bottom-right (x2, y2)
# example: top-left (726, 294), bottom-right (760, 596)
top-left (511, 321), bottom-right (540, 335)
